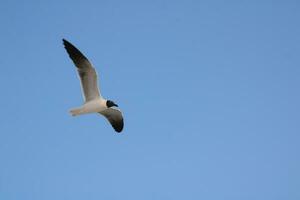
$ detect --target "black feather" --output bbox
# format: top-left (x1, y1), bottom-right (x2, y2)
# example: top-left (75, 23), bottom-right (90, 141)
top-left (62, 39), bottom-right (88, 68)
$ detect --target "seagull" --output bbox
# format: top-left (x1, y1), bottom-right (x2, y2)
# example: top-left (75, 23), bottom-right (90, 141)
top-left (62, 39), bottom-right (124, 133)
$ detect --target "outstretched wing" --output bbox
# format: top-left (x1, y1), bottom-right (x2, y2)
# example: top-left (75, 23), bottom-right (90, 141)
top-left (63, 39), bottom-right (101, 102)
top-left (99, 108), bottom-right (124, 133)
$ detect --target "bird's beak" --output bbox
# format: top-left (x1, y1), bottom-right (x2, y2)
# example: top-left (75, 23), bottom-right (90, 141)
top-left (113, 103), bottom-right (118, 107)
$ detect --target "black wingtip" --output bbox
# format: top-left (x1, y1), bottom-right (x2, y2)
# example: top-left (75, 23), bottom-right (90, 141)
top-left (113, 119), bottom-right (124, 133)
top-left (62, 38), bottom-right (72, 47)
top-left (62, 38), bottom-right (89, 67)
top-left (115, 129), bottom-right (123, 133)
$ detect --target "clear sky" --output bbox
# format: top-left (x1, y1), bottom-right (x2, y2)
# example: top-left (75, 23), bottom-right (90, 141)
top-left (0, 0), bottom-right (299, 199)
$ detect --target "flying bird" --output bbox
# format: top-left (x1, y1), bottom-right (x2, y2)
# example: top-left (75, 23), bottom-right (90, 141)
top-left (62, 39), bottom-right (124, 133)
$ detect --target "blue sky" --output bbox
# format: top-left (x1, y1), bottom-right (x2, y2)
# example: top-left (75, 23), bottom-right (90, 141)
top-left (0, 0), bottom-right (299, 199)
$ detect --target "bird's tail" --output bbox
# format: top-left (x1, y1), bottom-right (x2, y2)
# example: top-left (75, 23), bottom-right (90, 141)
top-left (69, 107), bottom-right (83, 116)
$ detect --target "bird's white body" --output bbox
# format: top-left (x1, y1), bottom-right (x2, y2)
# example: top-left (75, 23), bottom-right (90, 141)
top-left (70, 98), bottom-right (107, 116)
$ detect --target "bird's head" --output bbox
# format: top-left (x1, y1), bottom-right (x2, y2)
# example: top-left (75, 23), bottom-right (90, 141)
top-left (106, 100), bottom-right (118, 108)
